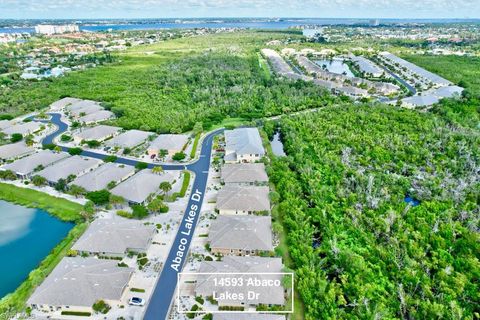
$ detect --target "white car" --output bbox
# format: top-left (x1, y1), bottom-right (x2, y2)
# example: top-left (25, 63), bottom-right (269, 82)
top-left (129, 297), bottom-right (145, 306)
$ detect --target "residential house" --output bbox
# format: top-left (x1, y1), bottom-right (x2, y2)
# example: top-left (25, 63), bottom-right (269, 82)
top-left (221, 163), bottom-right (268, 185)
top-left (224, 128), bottom-right (265, 163)
top-left (69, 163), bottom-right (135, 192)
top-left (27, 257), bottom-right (133, 313)
top-left (195, 256), bottom-right (285, 307)
top-left (1, 150), bottom-right (69, 179)
top-left (147, 134), bottom-right (189, 158)
top-left (208, 215), bottom-right (273, 256)
top-left (216, 185), bottom-right (270, 215)
top-left (72, 217), bottom-right (155, 257)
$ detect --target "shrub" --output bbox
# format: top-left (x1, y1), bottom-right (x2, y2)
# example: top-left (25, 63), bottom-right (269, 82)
top-left (85, 140), bottom-right (101, 148)
top-left (86, 189), bottom-right (111, 205)
top-left (172, 152), bottom-right (186, 161)
top-left (68, 147), bottom-right (83, 155)
top-left (42, 143), bottom-right (56, 150)
top-left (132, 204), bottom-right (149, 219)
top-left (103, 155), bottom-right (118, 162)
top-left (135, 162), bottom-right (148, 170)
top-left (117, 210), bottom-right (133, 219)
top-left (31, 175), bottom-right (47, 186)
top-left (60, 134), bottom-right (72, 142)
top-left (61, 311), bottom-right (91, 316)
top-left (0, 170), bottom-right (17, 180)
top-left (10, 133), bottom-right (23, 143)
top-left (92, 300), bottom-right (111, 314)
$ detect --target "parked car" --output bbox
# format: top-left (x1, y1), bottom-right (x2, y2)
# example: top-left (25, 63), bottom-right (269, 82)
top-left (129, 297), bottom-right (145, 306)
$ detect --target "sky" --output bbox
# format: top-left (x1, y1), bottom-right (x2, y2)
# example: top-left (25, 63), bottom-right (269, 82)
top-left (1, 0), bottom-right (479, 19)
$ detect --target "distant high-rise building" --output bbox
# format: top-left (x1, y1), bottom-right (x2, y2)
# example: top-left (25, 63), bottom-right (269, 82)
top-left (35, 24), bottom-right (79, 35)
top-left (303, 28), bottom-right (323, 39)
top-left (369, 19), bottom-right (380, 26)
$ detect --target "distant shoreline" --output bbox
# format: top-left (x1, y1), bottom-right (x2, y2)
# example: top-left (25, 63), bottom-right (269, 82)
top-left (1, 17), bottom-right (479, 34)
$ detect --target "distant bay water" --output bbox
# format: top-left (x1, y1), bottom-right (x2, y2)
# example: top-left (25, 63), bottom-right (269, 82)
top-left (1, 18), bottom-right (479, 34)
top-left (0, 200), bottom-right (73, 298)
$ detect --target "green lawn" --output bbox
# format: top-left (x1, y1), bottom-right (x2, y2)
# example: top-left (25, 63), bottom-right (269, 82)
top-left (209, 117), bottom-right (249, 130)
top-left (179, 171), bottom-right (191, 197)
top-left (189, 133), bottom-right (201, 159)
top-left (0, 183), bottom-right (83, 222)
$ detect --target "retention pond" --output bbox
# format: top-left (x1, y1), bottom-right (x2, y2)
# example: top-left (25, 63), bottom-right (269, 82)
top-left (0, 200), bottom-right (73, 298)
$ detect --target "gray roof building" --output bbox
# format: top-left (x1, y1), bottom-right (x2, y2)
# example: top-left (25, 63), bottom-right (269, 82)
top-left (67, 100), bottom-right (103, 117)
top-left (27, 257), bottom-right (133, 308)
top-left (261, 49), bottom-right (295, 75)
top-left (36, 155), bottom-right (102, 184)
top-left (209, 215), bottom-right (273, 252)
top-left (2, 121), bottom-right (43, 136)
top-left (217, 185), bottom-right (270, 213)
top-left (0, 142), bottom-right (35, 162)
top-left (350, 55), bottom-right (384, 77)
top-left (49, 97), bottom-right (83, 111)
top-left (1, 150), bottom-right (69, 177)
top-left (73, 125), bottom-right (121, 142)
top-left (70, 163), bottom-right (135, 192)
top-left (78, 110), bottom-right (115, 124)
top-left (72, 217), bottom-right (155, 255)
top-left (221, 163), bottom-right (268, 184)
top-left (195, 256), bottom-right (284, 306)
top-left (106, 130), bottom-right (152, 149)
top-left (0, 120), bottom-right (14, 130)
top-left (147, 134), bottom-right (189, 153)
top-left (399, 95), bottom-right (440, 107)
top-left (111, 169), bottom-right (178, 204)
top-left (395, 85), bottom-right (463, 108)
top-left (380, 52), bottom-right (452, 86)
top-left (224, 128), bottom-right (265, 162)
top-left (431, 85), bottom-right (464, 98)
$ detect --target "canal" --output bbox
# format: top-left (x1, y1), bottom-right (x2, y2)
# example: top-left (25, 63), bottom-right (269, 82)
top-left (0, 200), bottom-right (73, 298)
top-left (315, 58), bottom-right (355, 77)
top-left (270, 131), bottom-right (286, 157)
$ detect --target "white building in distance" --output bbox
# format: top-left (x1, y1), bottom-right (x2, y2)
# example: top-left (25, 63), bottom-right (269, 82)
top-left (35, 24), bottom-right (79, 35)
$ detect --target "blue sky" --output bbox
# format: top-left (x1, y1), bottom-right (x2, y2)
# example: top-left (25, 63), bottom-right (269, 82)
top-left (1, 0), bottom-right (479, 19)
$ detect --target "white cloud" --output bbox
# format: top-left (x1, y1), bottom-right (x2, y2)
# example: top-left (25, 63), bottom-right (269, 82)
top-left (0, 0), bottom-right (479, 18)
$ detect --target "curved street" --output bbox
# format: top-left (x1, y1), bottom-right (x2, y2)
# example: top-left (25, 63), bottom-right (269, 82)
top-left (33, 113), bottom-right (222, 320)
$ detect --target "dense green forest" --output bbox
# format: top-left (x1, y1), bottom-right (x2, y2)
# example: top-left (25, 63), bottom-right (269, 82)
top-left (0, 31), bottom-right (340, 133)
top-left (266, 99), bottom-right (479, 319)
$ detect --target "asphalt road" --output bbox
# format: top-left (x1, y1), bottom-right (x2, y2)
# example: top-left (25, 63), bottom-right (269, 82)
top-left (34, 113), bottom-right (222, 320)
top-left (36, 113), bottom-right (187, 170)
top-left (378, 65), bottom-right (417, 95)
top-left (144, 129), bottom-right (219, 320)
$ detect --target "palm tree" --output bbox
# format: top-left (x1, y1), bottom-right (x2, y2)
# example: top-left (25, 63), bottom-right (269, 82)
top-left (159, 181), bottom-right (172, 195)
top-left (152, 166), bottom-right (164, 174)
top-left (69, 185), bottom-right (86, 198)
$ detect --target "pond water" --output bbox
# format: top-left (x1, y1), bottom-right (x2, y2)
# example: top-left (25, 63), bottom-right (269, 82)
top-left (270, 132), bottom-right (286, 157)
top-left (314, 58), bottom-right (355, 77)
top-left (404, 196), bottom-right (421, 207)
top-left (0, 200), bottom-right (73, 298)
